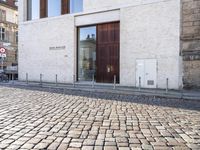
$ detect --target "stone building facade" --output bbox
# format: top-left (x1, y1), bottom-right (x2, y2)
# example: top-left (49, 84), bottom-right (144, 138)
top-left (181, 0), bottom-right (200, 88)
top-left (0, 0), bottom-right (18, 72)
top-left (19, 0), bottom-right (182, 89)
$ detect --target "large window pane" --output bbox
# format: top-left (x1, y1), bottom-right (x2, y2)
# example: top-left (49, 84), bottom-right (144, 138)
top-left (70, 0), bottom-right (83, 13)
top-left (0, 27), bottom-right (5, 41)
top-left (48, 0), bottom-right (61, 17)
top-left (27, 0), bottom-right (40, 20)
top-left (78, 26), bottom-right (96, 81)
top-left (0, 9), bottom-right (6, 21)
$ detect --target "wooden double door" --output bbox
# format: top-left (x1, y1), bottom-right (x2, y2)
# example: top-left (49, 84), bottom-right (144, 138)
top-left (96, 22), bottom-right (120, 83)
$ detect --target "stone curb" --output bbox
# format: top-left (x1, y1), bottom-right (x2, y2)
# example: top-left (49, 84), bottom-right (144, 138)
top-left (0, 81), bottom-right (199, 101)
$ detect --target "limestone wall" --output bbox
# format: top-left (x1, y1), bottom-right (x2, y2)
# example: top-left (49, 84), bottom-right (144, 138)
top-left (18, 0), bottom-right (181, 89)
top-left (181, 0), bottom-right (200, 88)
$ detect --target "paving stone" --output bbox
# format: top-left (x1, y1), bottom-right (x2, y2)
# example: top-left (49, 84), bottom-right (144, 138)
top-left (114, 131), bottom-right (129, 137)
top-left (179, 134), bottom-right (194, 143)
top-left (95, 140), bottom-right (104, 146)
top-left (118, 147), bottom-right (131, 150)
top-left (12, 140), bottom-right (26, 146)
top-left (48, 142), bottom-right (60, 149)
top-left (142, 144), bottom-right (153, 150)
top-left (128, 138), bottom-right (140, 144)
top-left (27, 138), bottom-right (41, 144)
top-left (62, 137), bottom-right (71, 143)
top-left (116, 137), bottom-right (128, 143)
top-left (117, 142), bottom-right (129, 147)
top-left (151, 142), bottom-right (167, 146)
top-left (95, 146), bottom-right (103, 150)
top-left (57, 143), bottom-right (68, 150)
top-left (105, 142), bottom-right (116, 146)
top-left (1, 139), bottom-right (14, 144)
top-left (186, 143), bottom-right (200, 149)
top-left (153, 146), bottom-right (173, 150)
top-left (82, 146), bottom-right (94, 150)
top-left (130, 144), bottom-right (142, 149)
top-left (104, 146), bottom-right (117, 150)
top-left (34, 142), bottom-right (49, 149)
top-left (21, 143), bottom-right (34, 149)
top-left (0, 87), bottom-right (199, 150)
top-left (67, 148), bottom-right (81, 150)
top-left (0, 143), bottom-right (9, 149)
top-left (6, 144), bottom-right (21, 150)
top-left (69, 142), bottom-right (82, 148)
top-left (172, 146), bottom-right (190, 150)
top-left (83, 139), bottom-right (95, 146)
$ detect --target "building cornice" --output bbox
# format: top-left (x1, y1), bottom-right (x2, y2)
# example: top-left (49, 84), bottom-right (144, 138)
top-left (0, 2), bottom-right (17, 11)
top-left (0, 21), bottom-right (18, 27)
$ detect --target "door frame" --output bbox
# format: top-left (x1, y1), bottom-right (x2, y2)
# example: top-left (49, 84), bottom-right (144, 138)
top-left (76, 21), bottom-right (120, 83)
top-left (76, 24), bottom-right (96, 82)
top-left (96, 21), bottom-right (120, 83)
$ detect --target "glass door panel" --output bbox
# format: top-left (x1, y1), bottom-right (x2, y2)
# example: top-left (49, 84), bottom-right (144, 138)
top-left (78, 26), bottom-right (96, 81)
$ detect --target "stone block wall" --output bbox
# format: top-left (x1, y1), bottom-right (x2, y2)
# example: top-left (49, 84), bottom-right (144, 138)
top-left (19, 0), bottom-right (181, 89)
top-left (181, 0), bottom-right (200, 88)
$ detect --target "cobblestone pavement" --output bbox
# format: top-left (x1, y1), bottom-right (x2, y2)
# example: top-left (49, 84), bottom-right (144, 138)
top-left (0, 86), bottom-right (200, 150)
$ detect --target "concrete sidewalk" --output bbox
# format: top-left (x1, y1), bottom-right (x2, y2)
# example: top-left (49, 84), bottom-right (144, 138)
top-left (0, 80), bottom-right (200, 101)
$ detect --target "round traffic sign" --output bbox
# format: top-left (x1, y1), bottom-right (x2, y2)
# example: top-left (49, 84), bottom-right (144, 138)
top-left (0, 48), bottom-right (6, 54)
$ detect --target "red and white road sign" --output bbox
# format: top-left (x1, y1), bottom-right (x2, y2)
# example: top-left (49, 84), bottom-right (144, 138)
top-left (0, 47), bottom-right (6, 58)
top-left (0, 47), bottom-right (6, 54)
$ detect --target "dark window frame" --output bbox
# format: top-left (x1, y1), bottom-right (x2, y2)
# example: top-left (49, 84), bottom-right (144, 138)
top-left (0, 9), bottom-right (6, 21)
top-left (27, 0), bottom-right (40, 20)
top-left (15, 31), bottom-right (18, 43)
top-left (0, 27), bottom-right (5, 41)
top-left (27, 0), bottom-right (83, 21)
top-left (77, 25), bottom-right (97, 82)
top-left (40, 0), bottom-right (47, 18)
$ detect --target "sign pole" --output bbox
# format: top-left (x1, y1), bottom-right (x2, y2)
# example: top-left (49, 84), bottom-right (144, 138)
top-left (0, 47), bottom-right (6, 71)
top-left (1, 57), bottom-right (3, 70)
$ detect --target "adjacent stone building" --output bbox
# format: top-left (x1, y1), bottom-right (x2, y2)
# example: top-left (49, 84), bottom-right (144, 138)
top-left (181, 0), bottom-right (200, 88)
top-left (0, 0), bottom-right (18, 78)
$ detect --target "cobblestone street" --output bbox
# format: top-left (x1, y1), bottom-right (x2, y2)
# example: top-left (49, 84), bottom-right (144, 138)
top-left (0, 86), bottom-right (200, 150)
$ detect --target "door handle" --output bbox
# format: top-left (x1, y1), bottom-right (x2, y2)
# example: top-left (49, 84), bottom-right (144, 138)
top-left (107, 65), bottom-right (111, 73)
